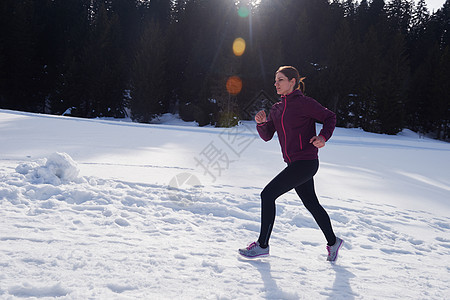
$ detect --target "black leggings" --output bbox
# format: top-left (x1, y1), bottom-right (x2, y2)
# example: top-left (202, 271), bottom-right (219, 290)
top-left (257, 159), bottom-right (336, 247)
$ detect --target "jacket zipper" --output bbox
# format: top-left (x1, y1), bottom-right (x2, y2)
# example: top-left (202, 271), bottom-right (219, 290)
top-left (281, 96), bottom-right (291, 163)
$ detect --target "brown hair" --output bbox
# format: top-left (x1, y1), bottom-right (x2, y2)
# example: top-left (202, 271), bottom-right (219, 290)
top-left (276, 66), bottom-right (306, 93)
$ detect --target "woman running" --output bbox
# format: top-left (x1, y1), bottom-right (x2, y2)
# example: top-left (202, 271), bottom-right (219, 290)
top-left (239, 66), bottom-right (343, 261)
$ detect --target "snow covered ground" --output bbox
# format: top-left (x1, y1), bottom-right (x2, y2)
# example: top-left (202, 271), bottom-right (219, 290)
top-left (0, 108), bottom-right (449, 299)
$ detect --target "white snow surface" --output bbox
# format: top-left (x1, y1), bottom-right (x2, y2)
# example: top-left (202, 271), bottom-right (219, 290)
top-left (0, 109), bottom-right (449, 299)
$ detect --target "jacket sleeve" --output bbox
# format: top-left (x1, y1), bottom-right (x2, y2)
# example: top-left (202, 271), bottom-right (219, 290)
top-left (306, 98), bottom-right (336, 142)
top-left (256, 110), bottom-right (276, 142)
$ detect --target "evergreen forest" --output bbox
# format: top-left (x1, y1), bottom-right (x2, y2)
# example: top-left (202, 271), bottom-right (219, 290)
top-left (0, 0), bottom-right (449, 140)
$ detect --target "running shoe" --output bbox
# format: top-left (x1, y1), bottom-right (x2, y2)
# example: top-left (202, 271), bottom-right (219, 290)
top-left (239, 241), bottom-right (269, 258)
top-left (327, 237), bottom-right (344, 261)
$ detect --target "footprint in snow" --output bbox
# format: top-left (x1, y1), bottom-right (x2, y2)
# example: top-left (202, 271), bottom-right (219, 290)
top-left (115, 218), bottom-right (130, 227)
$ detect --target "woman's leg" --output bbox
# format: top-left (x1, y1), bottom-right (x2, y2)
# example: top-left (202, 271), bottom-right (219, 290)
top-left (257, 160), bottom-right (318, 247)
top-left (294, 178), bottom-right (336, 246)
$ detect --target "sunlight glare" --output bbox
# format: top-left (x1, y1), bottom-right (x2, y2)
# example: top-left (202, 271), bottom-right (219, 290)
top-left (226, 76), bottom-right (243, 95)
top-left (232, 38), bottom-right (246, 56)
top-left (238, 6), bottom-right (250, 18)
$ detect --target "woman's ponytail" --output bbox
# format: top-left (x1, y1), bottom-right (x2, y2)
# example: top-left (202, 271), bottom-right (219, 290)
top-left (298, 76), bottom-right (306, 93)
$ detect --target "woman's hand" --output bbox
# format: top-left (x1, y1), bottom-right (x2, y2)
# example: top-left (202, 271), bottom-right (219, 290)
top-left (310, 136), bottom-right (326, 148)
top-left (255, 110), bottom-right (267, 124)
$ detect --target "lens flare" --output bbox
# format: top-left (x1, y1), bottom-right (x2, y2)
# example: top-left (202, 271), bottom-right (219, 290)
top-left (238, 7), bottom-right (250, 18)
top-left (232, 38), bottom-right (246, 57)
top-left (226, 76), bottom-right (243, 95)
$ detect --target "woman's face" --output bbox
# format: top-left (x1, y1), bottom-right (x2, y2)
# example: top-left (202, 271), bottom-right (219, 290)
top-left (274, 72), bottom-right (296, 96)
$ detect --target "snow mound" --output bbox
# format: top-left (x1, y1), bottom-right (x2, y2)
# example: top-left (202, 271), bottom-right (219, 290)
top-left (15, 152), bottom-right (82, 185)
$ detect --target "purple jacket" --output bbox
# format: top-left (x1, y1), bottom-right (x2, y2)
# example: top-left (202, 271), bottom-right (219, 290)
top-left (257, 89), bottom-right (336, 163)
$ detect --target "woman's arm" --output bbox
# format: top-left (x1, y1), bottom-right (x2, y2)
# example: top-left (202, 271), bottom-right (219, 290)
top-left (306, 98), bottom-right (336, 143)
top-left (255, 110), bottom-right (276, 141)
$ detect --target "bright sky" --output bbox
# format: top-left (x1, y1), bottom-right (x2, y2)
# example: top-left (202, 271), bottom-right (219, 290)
top-left (422, 0), bottom-right (445, 11)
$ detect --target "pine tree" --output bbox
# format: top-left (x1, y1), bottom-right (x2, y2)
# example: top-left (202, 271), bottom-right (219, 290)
top-left (145, 0), bottom-right (171, 25)
top-left (432, 46), bottom-right (450, 140)
top-left (111, 0), bottom-right (141, 73)
top-left (320, 19), bottom-right (358, 127)
top-left (342, 0), bottom-right (357, 18)
top-left (68, 1), bottom-right (128, 118)
top-left (355, 27), bottom-right (384, 132)
top-left (0, 0), bottom-right (40, 111)
top-left (408, 0), bottom-right (430, 61)
top-left (410, 0), bottom-right (429, 36)
top-left (377, 32), bottom-right (410, 134)
top-left (411, 44), bottom-right (441, 135)
top-left (0, 0), bottom-right (9, 106)
top-left (386, 0), bottom-right (413, 34)
top-left (173, 0), bottom-right (237, 126)
top-left (250, 0), bottom-right (285, 91)
top-left (90, 2), bottom-right (128, 117)
top-left (129, 21), bottom-right (168, 123)
top-left (436, 0), bottom-right (450, 48)
top-left (49, 0), bottom-right (91, 115)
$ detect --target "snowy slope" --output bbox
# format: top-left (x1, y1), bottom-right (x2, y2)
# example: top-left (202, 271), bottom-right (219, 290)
top-left (0, 109), bottom-right (449, 299)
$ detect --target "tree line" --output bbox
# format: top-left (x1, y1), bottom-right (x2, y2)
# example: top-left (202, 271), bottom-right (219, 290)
top-left (0, 0), bottom-right (448, 140)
